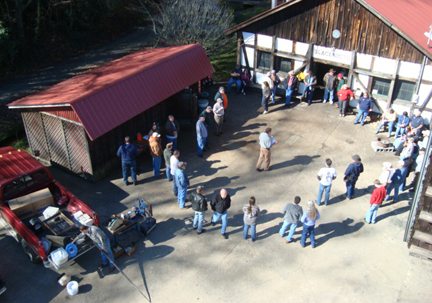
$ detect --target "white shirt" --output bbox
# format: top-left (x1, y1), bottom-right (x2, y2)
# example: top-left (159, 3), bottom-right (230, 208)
top-left (317, 167), bottom-right (337, 186)
top-left (170, 155), bottom-right (179, 176)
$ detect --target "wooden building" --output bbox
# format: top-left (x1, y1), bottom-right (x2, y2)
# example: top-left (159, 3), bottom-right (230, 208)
top-left (8, 44), bottom-right (213, 180)
top-left (227, 0), bottom-right (432, 116)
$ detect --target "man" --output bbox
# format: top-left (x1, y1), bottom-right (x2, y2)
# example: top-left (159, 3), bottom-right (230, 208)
top-left (200, 105), bottom-right (213, 129)
top-left (283, 70), bottom-right (298, 107)
top-left (165, 115), bottom-right (180, 150)
top-left (344, 154), bottom-right (364, 199)
top-left (149, 132), bottom-right (162, 177)
top-left (364, 180), bottom-right (386, 224)
top-left (322, 69), bottom-right (336, 104)
top-left (394, 111), bottom-right (410, 138)
top-left (196, 116), bottom-right (208, 157)
top-left (210, 188), bottom-right (231, 239)
top-left (316, 158), bottom-right (337, 206)
top-left (303, 70), bottom-right (317, 106)
top-left (213, 98), bottom-right (224, 136)
top-left (409, 147), bottom-right (426, 192)
top-left (256, 127), bottom-right (277, 171)
top-left (354, 91), bottom-right (373, 126)
top-left (269, 70), bottom-right (281, 104)
top-left (226, 64), bottom-right (242, 94)
top-left (170, 150), bottom-right (180, 196)
top-left (163, 142), bottom-right (173, 181)
top-left (337, 84), bottom-right (354, 117)
top-left (75, 225), bottom-right (115, 273)
top-left (376, 108), bottom-right (397, 137)
top-left (116, 136), bottom-right (138, 186)
top-left (175, 162), bottom-right (189, 209)
top-left (214, 86), bottom-right (229, 110)
top-left (385, 162), bottom-right (403, 202)
top-left (409, 109), bottom-right (425, 139)
top-left (336, 73), bottom-right (345, 92)
top-left (279, 196), bottom-right (303, 243)
top-left (190, 186), bottom-right (208, 234)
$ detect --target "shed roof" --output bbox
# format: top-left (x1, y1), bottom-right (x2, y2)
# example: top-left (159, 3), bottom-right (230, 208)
top-left (226, 0), bottom-right (432, 59)
top-left (8, 44), bottom-right (213, 140)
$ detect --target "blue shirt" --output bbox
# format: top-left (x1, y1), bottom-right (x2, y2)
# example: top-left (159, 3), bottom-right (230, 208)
top-left (117, 143), bottom-right (137, 162)
top-left (344, 162), bottom-right (364, 182)
top-left (358, 97), bottom-right (372, 111)
top-left (397, 115), bottom-right (410, 127)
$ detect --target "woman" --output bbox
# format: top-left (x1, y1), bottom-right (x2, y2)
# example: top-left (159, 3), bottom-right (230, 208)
top-left (300, 201), bottom-right (320, 248)
top-left (243, 196), bottom-right (260, 242)
top-left (262, 81), bottom-right (271, 114)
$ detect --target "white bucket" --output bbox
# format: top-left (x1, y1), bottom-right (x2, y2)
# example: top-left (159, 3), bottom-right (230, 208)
top-left (66, 281), bottom-right (79, 296)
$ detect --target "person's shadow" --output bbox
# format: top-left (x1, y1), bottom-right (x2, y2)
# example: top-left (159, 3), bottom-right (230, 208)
top-left (316, 218), bottom-right (364, 246)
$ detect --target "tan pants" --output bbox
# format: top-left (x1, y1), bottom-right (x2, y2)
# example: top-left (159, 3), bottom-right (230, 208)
top-left (256, 148), bottom-right (271, 170)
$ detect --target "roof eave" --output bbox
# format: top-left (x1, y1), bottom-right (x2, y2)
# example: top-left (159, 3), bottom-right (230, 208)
top-left (8, 103), bottom-right (71, 109)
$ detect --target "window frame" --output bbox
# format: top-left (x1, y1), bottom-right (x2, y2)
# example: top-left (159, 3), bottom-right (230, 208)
top-left (393, 80), bottom-right (416, 102)
top-left (371, 77), bottom-right (391, 99)
top-left (256, 51), bottom-right (272, 72)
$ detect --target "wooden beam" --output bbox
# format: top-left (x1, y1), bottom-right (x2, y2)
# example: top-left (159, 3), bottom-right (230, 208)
top-left (306, 43), bottom-right (313, 71)
top-left (353, 68), bottom-right (394, 80)
top-left (273, 51), bottom-right (308, 63)
top-left (236, 32), bottom-right (242, 65)
top-left (415, 56), bottom-right (428, 95)
top-left (348, 50), bottom-right (357, 87)
top-left (387, 59), bottom-right (400, 108)
top-left (253, 33), bottom-right (258, 83)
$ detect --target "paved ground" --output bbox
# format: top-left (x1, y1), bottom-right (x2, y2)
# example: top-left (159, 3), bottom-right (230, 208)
top-left (1, 91), bottom-right (432, 303)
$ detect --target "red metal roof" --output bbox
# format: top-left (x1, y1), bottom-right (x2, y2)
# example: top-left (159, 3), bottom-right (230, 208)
top-left (9, 44), bottom-right (213, 140)
top-left (359, 0), bottom-right (432, 58)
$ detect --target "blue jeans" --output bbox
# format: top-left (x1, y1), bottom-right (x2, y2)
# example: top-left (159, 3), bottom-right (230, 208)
top-left (243, 224), bottom-right (257, 240)
top-left (376, 121), bottom-right (395, 137)
top-left (152, 156), bottom-right (161, 177)
top-left (165, 166), bottom-right (172, 181)
top-left (172, 177), bottom-right (178, 196)
top-left (166, 135), bottom-right (177, 150)
top-left (193, 211), bottom-right (205, 232)
top-left (323, 88), bottom-right (334, 102)
top-left (365, 204), bottom-right (380, 223)
top-left (317, 183), bottom-right (332, 205)
top-left (285, 88), bottom-right (294, 106)
top-left (300, 224), bottom-right (316, 247)
top-left (99, 241), bottom-right (115, 269)
top-left (212, 211), bottom-right (228, 234)
top-left (121, 161), bottom-right (137, 184)
top-left (279, 221), bottom-right (298, 241)
top-left (399, 166), bottom-right (409, 192)
top-left (385, 182), bottom-right (400, 202)
top-left (197, 137), bottom-right (207, 157)
top-left (354, 110), bottom-right (368, 125)
top-left (227, 78), bottom-right (242, 93)
top-left (305, 88), bottom-right (313, 105)
top-left (271, 86), bottom-right (277, 103)
top-left (345, 180), bottom-right (357, 199)
top-left (394, 126), bottom-right (407, 138)
top-left (177, 186), bottom-right (187, 208)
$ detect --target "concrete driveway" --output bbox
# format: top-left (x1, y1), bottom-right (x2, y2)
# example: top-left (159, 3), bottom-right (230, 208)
top-left (1, 91), bottom-right (431, 303)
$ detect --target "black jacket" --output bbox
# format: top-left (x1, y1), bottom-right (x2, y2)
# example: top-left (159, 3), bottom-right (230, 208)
top-left (210, 193), bottom-right (231, 213)
top-left (190, 192), bottom-right (208, 212)
top-left (165, 120), bottom-right (180, 137)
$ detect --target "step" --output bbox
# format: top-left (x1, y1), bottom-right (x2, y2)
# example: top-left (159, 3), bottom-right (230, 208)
top-left (425, 186), bottom-right (432, 198)
top-left (409, 244), bottom-right (432, 261)
top-left (413, 230), bottom-right (432, 244)
top-left (419, 210), bottom-right (432, 224)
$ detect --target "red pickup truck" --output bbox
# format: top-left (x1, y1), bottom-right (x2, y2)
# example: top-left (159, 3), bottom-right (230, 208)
top-left (0, 147), bottom-right (99, 264)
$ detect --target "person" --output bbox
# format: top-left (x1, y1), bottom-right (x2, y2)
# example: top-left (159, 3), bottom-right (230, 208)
top-left (210, 188), bottom-right (231, 239)
top-left (242, 196), bottom-right (260, 242)
top-left (163, 143), bottom-right (173, 181)
top-left (378, 162), bottom-right (393, 187)
top-left (303, 70), bottom-right (317, 106)
top-left (75, 225), bottom-right (115, 272)
top-left (214, 86), bottom-right (228, 110)
top-left (337, 84), bottom-right (354, 117)
top-left (409, 109), bottom-right (425, 139)
top-left (385, 163), bottom-right (403, 203)
top-left (269, 70), bottom-right (280, 104)
top-left (200, 106), bottom-right (213, 129)
top-left (256, 127), bottom-right (277, 171)
top-left (149, 132), bottom-right (162, 177)
top-left (354, 92), bottom-right (373, 125)
top-left (365, 180), bottom-right (386, 224)
top-left (283, 70), bottom-right (298, 107)
top-left (399, 158), bottom-right (411, 193)
top-left (316, 158), bottom-right (337, 206)
top-left (147, 121), bottom-right (161, 137)
top-left (196, 116), bottom-right (208, 157)
top-left (300, 201), bottom-right (320, 248)
top-left (226, 64), bottom-right (242, 94)
top-left (116, 136), bottom-right (138, 186)
top-left (336, 73), bottom-right (345, 93)
top-left (375, 108), bottom-right (397, 137)
top-left (322, 69), bottom-right (336, 104)
top-left (165, 115), bottom-right (180, 150)
top-left (240, 67), bottom-right (251, 95)
top-left (279, 196), bottom-right (303, 243)
top-left (170, 150), bottom-right (180, 196)
top-left (409, 148), bottom-right (426, 192)
top-left (344, 154), bottom-right (364, 199)
top-left (394, 111), bottom-right (410, 138)
top-left (261, 81), bottom-right (271, 114)
top-left (213, 98), bottom-right (224, 136)
top-left (174, 162), bottom-right (189, 209)
top-left (190, 185), bottom-right (208, 234)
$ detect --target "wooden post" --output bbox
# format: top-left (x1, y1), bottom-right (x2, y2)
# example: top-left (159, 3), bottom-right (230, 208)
top-left (253, 33), bottom-right (258, 83)
top-left (387, 59), bottom-right (401, 109)
top-left (347, 50), bottom-right (356, 87)
top-left (305, 43), bottom-right (314, 71)
top-left (270, 35), bottom-right (276, 70)
top-left (236, 32), bottom-right (242, 65)
top-left (415, 56), bottom-right (428, 95)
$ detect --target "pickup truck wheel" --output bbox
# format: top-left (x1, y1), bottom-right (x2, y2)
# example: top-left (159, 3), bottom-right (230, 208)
top-left (21, 239), bottom-right (41, 264)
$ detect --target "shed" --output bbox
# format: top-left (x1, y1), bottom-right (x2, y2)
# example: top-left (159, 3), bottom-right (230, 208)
top-left (227, 0), bottom-right (432, 115)
top-left (8, 44), bottom-right (213, 179)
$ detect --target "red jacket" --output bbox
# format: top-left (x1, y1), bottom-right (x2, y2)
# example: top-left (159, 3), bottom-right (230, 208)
top-left (370, 186), bottom-right (386, 205)
top-left (337, 88), bottom-right (354, 101)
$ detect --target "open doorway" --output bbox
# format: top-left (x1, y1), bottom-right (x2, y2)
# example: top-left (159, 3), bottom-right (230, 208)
top-left (311, 62), bottom-right (349, 100)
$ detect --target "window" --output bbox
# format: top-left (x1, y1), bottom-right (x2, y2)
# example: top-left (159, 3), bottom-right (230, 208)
top-left (394, 80), bottom-right (415, 101)
top-left (274, 56), bottom-right (293, 73)
top-left (257, 51), bottom-right (271, 70)
top-left (372, 78), bottom-right (391, 98)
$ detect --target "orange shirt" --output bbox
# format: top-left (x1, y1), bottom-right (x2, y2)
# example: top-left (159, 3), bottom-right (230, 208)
top-left (337, 88), bottom-right (354, 101)
top-left (222, 93), bottom-right (228, 109)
